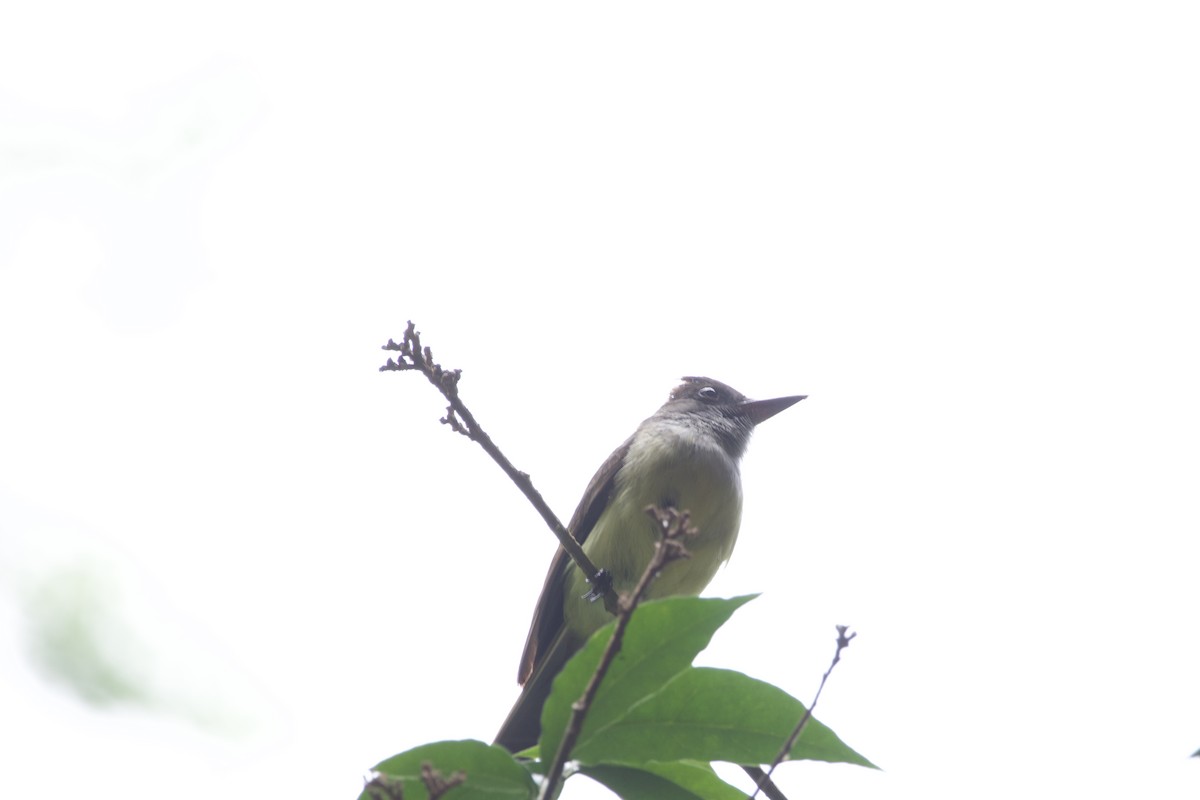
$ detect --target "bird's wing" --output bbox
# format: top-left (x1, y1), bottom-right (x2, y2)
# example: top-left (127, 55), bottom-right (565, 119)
top-left (515, 434), bottom-right (632, 685)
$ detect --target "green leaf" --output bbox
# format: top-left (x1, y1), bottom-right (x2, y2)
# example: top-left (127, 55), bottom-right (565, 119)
top-left (539, 595), bottom-right (757, 763)
top-left (581, 761), bottom-right (746, 800)
top-left (574, 667), bottom-right (876, 769)
top-left (365, 740), bottom-right (535, 800)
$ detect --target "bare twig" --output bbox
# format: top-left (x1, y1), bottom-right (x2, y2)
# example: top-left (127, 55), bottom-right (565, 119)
top-left (381, 321), bottom-right (617, 614)
top-left (537, 506), bottom-right (696, 800)
top-left (741, 767), bottom-right (790, 800)
top-left (748, 625), bottom-right (857, 800)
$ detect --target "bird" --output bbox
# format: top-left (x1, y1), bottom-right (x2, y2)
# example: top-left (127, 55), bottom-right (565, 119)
top-left (495, 376), bottom-right (805, 754)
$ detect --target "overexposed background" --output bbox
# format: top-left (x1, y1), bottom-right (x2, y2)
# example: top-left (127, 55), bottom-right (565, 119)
top-left (2, 3), bottom-right (1198, 798)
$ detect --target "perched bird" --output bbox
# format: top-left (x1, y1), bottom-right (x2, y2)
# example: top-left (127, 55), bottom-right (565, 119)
top-left (495, 376), bottom-right (804, 753)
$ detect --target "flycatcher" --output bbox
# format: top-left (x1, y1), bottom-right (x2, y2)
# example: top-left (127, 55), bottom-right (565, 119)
top-left (495, 376), bottom-right (805, 752)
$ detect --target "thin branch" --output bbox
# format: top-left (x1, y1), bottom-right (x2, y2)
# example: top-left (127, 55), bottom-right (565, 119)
top-left (741, 767), bottom-right (790, 800)
top-left (381, 321), bottom-right (617, 614)
top-left (748, 625), bottom-right (857, 800)
top-left (537, 506), bottom-right (696, 800)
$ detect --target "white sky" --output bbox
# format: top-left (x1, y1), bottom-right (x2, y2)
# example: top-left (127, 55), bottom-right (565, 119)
top-left (2, 2), bottom-right (1198, 799)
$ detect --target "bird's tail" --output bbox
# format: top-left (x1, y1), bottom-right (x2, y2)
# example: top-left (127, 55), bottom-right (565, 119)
top-left (494, 626), bottom-right (580, 753)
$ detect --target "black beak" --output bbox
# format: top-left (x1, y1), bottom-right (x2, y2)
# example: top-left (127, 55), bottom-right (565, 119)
top-left (742, 394), bottom-right (806, 425)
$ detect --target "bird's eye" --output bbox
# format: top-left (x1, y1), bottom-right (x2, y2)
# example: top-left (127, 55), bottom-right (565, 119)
top-left (698, 386), bottom-right (719, 401)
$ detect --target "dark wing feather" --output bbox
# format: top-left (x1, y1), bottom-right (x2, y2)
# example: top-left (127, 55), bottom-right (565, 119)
top-left (516, 434), bottom-right (632, 684)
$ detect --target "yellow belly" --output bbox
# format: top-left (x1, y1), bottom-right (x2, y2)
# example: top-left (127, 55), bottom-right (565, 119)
top-left (563, 420), bottom-right (743, 638)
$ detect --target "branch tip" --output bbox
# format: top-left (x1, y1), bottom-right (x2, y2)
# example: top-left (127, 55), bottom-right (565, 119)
top-left (749, 625), bottom-right (857, 800)
top-left (379, 319), bottom-right (618, 622)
